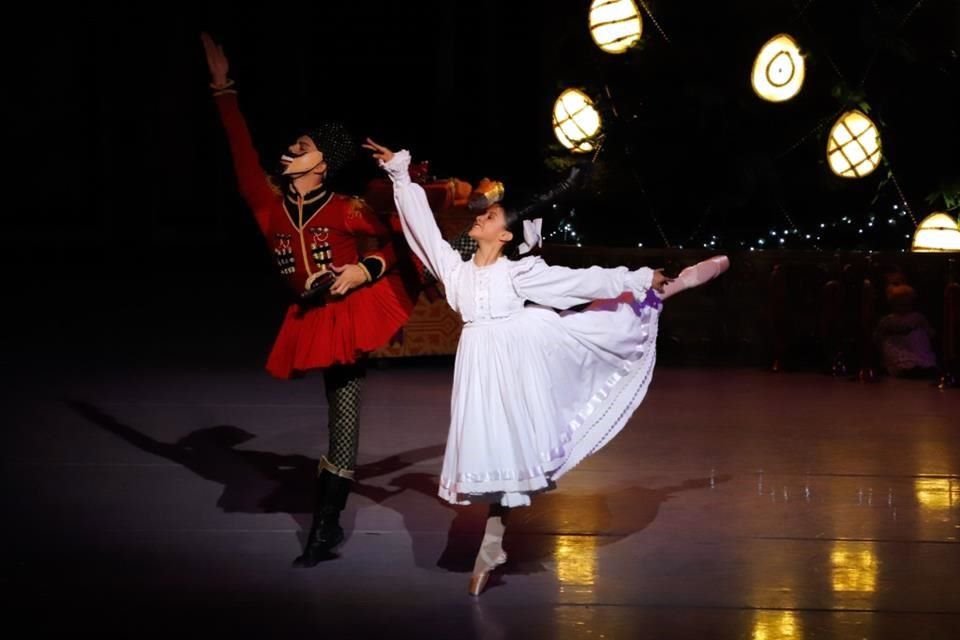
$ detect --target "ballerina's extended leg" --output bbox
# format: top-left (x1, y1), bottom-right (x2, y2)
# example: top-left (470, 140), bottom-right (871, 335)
top-left (660, 255), bottom-right (730, 300)
top-left (469, 505), bottom-right (510, 596)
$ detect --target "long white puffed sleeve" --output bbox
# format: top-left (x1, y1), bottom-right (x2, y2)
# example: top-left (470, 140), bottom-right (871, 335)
top-left (381, 150), bottom-right (463, 288)
top-left (509, 256), bottom-right (654, 310)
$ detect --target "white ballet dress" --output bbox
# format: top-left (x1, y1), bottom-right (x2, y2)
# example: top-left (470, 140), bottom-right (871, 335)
top-left (384, 151), bottom-right (662, 507)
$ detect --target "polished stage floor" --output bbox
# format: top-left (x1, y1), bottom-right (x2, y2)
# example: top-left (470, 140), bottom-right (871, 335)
top-left (5, 361), bottom-right (958, 639)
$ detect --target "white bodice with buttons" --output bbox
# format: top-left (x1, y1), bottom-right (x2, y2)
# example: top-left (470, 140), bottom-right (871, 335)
top-left (444, 257), bottom-right (524, 324)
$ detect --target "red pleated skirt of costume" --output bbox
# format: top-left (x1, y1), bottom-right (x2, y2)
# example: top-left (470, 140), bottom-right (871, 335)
top-left (265, 271), bottom-right (415, 378)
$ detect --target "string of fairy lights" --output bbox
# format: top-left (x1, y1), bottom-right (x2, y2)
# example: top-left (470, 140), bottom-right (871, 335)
top-left (545, 0), bottom-right (960, 253)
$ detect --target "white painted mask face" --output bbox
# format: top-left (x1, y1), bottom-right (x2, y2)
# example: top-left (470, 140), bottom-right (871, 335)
top-left (280, 136), bottom-right (326, 177)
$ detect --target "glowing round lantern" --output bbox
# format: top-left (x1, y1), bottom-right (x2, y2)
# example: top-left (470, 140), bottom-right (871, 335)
top-left (751, 34), bottom-right (805, 102)
top-left (589, 0), bottom-right (643, 54)
top-left (911, 212), bottom-right (960, 252)
top-left (826, 110), bottom-right (882, 178)
top-left (552, 88), bottom-right (602, 154)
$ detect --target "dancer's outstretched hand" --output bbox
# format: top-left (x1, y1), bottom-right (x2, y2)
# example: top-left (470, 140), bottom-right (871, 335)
top-left (201, 33), bottom-right (231, 88)
top-left (363, 138), bottom-right (395, 164)
top-left (652, 269), bottom-right (673, 293)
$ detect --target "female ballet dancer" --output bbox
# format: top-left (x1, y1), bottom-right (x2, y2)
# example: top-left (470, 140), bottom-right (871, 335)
top-left (364, 140), bottom-right (729, 595)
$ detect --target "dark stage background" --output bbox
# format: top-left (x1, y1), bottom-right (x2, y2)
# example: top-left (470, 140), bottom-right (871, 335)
top-left (2, 0), bottom-right (958, 368)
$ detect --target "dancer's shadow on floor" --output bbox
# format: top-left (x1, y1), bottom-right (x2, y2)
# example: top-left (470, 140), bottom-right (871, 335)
top-left (66, 400), bottom-right (444, 540)
top-left (69, 400), bottom-right (728, 578)
top-left (390, 471), bottom-right (731, 580)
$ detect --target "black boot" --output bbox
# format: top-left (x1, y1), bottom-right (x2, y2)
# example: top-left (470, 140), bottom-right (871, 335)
top-left (293, 469), bottom-right (351, 567)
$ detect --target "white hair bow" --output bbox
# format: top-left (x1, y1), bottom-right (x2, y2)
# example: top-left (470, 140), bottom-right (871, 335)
top-left (517, 218), bottom-right (543, 256)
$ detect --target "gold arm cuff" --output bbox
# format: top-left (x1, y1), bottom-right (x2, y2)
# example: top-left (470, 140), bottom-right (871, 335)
top-left (363, 255), bottom-right (387, 280)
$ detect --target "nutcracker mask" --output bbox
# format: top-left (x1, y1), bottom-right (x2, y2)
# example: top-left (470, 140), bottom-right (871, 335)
top-left (280, 121), bottom-right (356, 181)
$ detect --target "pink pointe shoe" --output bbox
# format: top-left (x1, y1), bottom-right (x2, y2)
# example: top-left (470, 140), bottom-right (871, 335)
top-left (660, 255), bottom-right (730, 300)
top-left (468, 550), bottom-right (507, 596)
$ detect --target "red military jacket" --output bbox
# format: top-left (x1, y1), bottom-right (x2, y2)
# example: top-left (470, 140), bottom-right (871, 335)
top-left (215, 91), bottom-right (415, 378)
